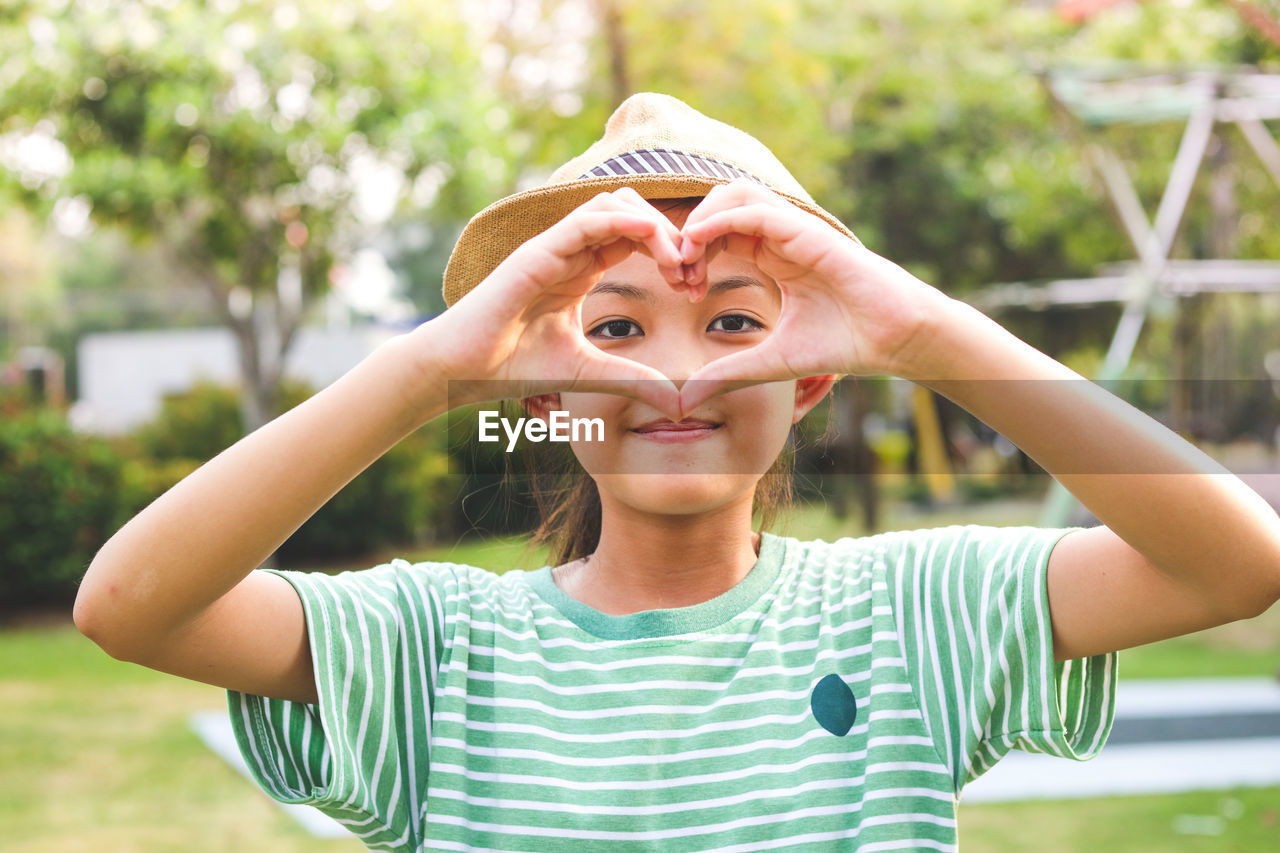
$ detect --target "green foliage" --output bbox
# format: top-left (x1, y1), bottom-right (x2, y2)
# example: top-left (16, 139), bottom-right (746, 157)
top-left (0, 0), bottom-right (519, 428)
top-left (558, 0), bottom-right (1280, 304)
top-left (279, 427), bottom-right (453, 565)
top-left (131, 381), bottom-right (244, 463)
top-left (0, 402), bottom-right (142, 608)
top-left (0, 211), bottom-right (62, 362)
top-left (0, 0), bottom-right (508, 243)
top-left (579, 0), bottom-right (1114, 295)
top-left (125, 380), bottom-right (458, 564)
top-left (0, 378), bottom-right (461, 609)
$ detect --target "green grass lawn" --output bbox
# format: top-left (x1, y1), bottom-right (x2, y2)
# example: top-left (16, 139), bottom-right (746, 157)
top-left (957, 788), bottom-right (1280, 851)
top-left (4, 498), bottom-right (1278, 851)
top-left (0, 624), bottom-right (364, 853)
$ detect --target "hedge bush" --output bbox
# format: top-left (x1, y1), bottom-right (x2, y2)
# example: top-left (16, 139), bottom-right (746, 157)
top-left (131, 379), bottom-right (244, 463)
top-left (0, 404), bottom-right (144, 608)
top-left (131, 381), bottom-right (458, 565)
top-left (0, 379), bottom-right (465, 610)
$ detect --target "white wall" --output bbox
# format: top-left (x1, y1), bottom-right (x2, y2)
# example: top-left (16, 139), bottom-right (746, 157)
top-left (72, 325), bottom-right (399, 434)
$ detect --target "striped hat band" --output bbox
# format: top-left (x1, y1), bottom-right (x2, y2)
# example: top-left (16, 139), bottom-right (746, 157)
top-left (580, 148), bottom-right (768, 186)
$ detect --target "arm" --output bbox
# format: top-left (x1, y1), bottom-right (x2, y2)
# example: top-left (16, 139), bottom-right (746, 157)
top-left (74, 329), bottom-right (453, 704)
top-left (900, 298), bottom-right (1280, 660)
top-left (674, 179), bottom-right (1280, 661)
top-left (75, 188), bottom-right (686, 704)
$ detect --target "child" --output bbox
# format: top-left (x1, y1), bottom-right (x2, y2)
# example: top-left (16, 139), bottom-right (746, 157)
top-left (75, 93), bottom-right (1280, 851)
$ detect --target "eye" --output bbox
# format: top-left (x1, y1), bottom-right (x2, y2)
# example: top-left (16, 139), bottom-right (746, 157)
top-left (709, 314), bottom-right (764, 333)
top-left (587, 318), bottom-right (642, 339)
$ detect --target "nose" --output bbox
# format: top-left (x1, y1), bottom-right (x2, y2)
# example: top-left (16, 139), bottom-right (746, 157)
top-left (639, 328), bottom-right (714, 391)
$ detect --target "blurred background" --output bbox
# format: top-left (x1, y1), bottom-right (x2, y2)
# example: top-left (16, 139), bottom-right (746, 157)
top-left (2, 0), bottom-right (1279, 850)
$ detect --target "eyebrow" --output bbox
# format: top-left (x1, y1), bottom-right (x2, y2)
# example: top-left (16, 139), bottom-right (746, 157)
top-left (588, 275), bottom-right (767, 302)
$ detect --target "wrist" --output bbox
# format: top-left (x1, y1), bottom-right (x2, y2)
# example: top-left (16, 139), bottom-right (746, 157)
top-left (892, 296), bottom-right (1079, 387)
top-left (374, 320), bottom-right (460, 426)
top-left (406, 311), bottom-right (505, 413)
top-left (879, 290), bottom-right (964, 383)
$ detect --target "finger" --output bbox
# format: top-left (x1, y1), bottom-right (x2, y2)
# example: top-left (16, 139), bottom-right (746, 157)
top-left (510, 211), bottom-right (657, 293)
top-left (542, 209), bottom-right (658, 258)
top-left (628, 236), bottom-right (687, 286)
top-left (678, 266), bottom-right (706, 303)
top-left (679, 229), bottom-right (755, 296)
top-left (678, 235), bottom-right (721, 298)
top-left (680, 197), bottom-right (792, 295)
top-left (558, 191), bottom-right (681, 265)
top-left (601, 188), bottom-right (686, 280)
top-left (677, 343), bottom-right (797, 415)
top-left (676, 260), bottom-right (704, 302)
top-left (679, 180), bottom-right (786, 261)
top-left (680, 203), bottom-right (807, 257)
top-left (572, 349), bottom-right (683, 421)
top-left (681, 178), bottom-right (786, 235)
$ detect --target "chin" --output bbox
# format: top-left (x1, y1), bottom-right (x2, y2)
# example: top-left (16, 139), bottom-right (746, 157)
top-left (594, 472), bottom-right (759, 517)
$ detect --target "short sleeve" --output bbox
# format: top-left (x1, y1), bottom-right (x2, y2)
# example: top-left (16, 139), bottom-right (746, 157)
top-left (226, 560), bottom-right (455, 850)
top-left (887, 525), bottom-right (1117, 792)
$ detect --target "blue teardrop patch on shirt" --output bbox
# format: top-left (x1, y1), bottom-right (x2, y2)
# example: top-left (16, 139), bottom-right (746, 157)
top-left (811, 673), bottom-right (857, 736)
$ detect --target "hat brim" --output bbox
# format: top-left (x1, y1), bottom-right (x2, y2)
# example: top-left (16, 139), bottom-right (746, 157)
top-left (442, 173), bottom-right (860, 307)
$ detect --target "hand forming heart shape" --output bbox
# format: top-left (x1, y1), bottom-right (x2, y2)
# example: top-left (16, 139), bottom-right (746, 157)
top-left (669, 180), bottom-right (951, 414)
top-left (435, 180), bottom-right (949, 422)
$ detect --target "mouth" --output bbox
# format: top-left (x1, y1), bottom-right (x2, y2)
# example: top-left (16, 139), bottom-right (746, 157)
top-left (630, 418), bottom-right (722, 443)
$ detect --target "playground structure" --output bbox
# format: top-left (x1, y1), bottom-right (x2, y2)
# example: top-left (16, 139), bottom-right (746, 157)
top-left (967, 62), bottom-right (1280, 525)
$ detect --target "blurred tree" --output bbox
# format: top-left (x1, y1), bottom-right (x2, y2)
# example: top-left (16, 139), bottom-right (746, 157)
top-left (1223, 0), bottom-right (1280, 48)
top-left (4, 0), bottom-right (1274, 423)
top-left (0, 0), bottom-right (514, 431)
top-left (1059, 0), bottom-right (1280, 48)
top-left (547, 0), bottom-right (1280, 506)
top-left (571, 0), bottom-right (1279, 297)
top-left (452, 0), bottom-right (602, 194)
top-left (0, 210), bottom-right (58, 360)
top-left (554, 0), bottom-right (1102, 296)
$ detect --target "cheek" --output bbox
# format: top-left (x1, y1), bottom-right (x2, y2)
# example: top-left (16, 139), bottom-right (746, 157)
top-left (557, 391), bottom-right (628, 464)
top-left (733, 383), bottom-right (798, 460)
top-left (557, 391), bottom-right (616, 420)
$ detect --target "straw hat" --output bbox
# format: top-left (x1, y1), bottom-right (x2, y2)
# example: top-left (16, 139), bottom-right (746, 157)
top-left (442, 92), bottom-right (860, 307)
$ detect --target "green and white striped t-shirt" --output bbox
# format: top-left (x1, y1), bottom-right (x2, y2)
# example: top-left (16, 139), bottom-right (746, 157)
top-left (228, 524), bottom-right (1116, 852)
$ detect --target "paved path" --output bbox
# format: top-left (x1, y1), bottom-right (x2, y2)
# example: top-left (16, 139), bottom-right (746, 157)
top-left (193, 677), bottom-right (1280, 836)
top-left (963, 677), bottom-right (1280, 802)
top-left (1071, 470), bottom-right (1280, 526)
top-left (1239, 471), bottom-right (1280, 511)
top-left (190, 711), bottom-right (352, 839)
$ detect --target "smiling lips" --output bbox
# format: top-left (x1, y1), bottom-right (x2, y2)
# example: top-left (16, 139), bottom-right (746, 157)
top-left (631, 418), bottom-right (722, 443)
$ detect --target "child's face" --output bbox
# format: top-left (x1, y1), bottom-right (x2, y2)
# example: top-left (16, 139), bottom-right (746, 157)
top-left (542, 209), bottom-right (826, 518)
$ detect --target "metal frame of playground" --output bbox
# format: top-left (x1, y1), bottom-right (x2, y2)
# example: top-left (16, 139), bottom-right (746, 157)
top-left (963, 61), bottom-right (1280, 526)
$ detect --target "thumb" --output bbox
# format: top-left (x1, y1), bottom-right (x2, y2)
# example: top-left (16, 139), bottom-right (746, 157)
top-left (574, 349), bottom-right (683, 422)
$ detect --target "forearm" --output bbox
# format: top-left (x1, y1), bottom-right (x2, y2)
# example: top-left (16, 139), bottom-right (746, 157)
top-left (75, 319), bottom-right (456, 656)
top-left (901, 297), bottom-right (1280, 617)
